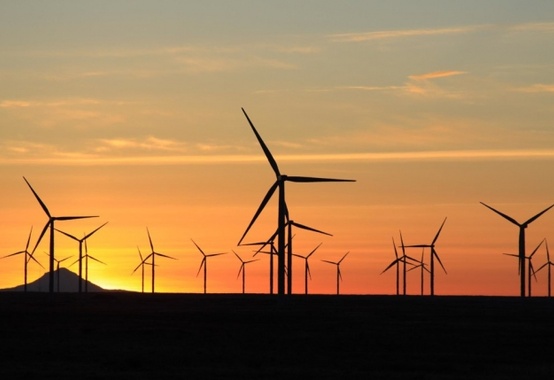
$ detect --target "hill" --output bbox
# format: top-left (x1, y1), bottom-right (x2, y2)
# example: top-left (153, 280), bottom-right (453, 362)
top-left (0, 268), bottom-right (105, 292)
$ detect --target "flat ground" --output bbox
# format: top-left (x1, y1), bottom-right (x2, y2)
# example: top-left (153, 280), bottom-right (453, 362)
top-left (1, 293), bottom-right (553, 379)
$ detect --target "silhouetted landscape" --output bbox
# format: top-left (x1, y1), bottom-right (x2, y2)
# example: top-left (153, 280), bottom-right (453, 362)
top-left (1, 289), bottom-right (554, 379)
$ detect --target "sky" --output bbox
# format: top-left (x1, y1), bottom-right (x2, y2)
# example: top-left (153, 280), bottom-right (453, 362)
top-left (1, 1), bottom-right (554, 296)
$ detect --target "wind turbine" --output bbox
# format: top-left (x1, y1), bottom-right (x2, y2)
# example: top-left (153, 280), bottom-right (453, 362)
top-left (404, 218), bottom-right (447, 296)
top-left (55, 222), bottom-right (108, 293)
top-left (536, 239), bottom-right (554, 297)
top-left (233, 251), bottom-right (258, 294)
top-left (292, 242), bottom-right (322, 295)
top-left (45, 253), bottom-right (72, 293)
top-left (141, 228), bottom-right (177, 293)
top-left (192, 239), bottom-right (226, 294)
top-left (407, 248), bottom-right (431, 296)
top-left (322, 251), bottom-right (349, 295)
top-left (132, 246), bottom-right (153, 293)
top-left (242, 237), bottom-right (277, 294)
top-left (2, 227), bottom-right (44, 292)
top-left (504, 239), bottom-right (544, 297)
top-left (237, 108), bottom-right (355, 295)
top-left (381, 234), bottom-right (417, 296)
top-left (71, 239), bottom-right (107, 293)
top-left (284, 219), bottom-right (332, 294)
top-left (481, 202), bottom-right (554, 297)
top-left (23, 176), bottom-right (98, 294)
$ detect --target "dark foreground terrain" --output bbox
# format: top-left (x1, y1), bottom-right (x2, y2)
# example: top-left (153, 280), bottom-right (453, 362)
top-left (1, 293), bottom-right (553, 379)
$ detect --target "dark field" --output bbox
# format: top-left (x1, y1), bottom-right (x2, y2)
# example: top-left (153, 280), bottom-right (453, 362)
top-left (1, 293), bottom-right (554, 379)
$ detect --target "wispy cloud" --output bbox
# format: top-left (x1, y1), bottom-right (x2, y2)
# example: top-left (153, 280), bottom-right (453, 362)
top-left (515, 83), bottom-right (554, 93)
top-left (329, 25), bottom-right (485, 42)
top-left (509, 22), bottom-right (554, 33)
top-left (97, 137), bottom-right (185, 152)
top-left (409, 70), bottom-right (467, 81)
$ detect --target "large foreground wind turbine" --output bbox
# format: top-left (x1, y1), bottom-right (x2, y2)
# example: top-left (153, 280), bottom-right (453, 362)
top-left (481, 202), bottom-right (554, 297)
top-left (55, 222), bottom-right (108, 293)
top-left (2, 227), bottom-right (44, 292)
top-left (322, 251), bottom-right (349, 295)
top-left (404, 218), bottom-right (447, 296)
top-left (192, 239), bottom-right (226, 294)
top-left (238, 108), bottom-right (355, 295)
top-left (23, 177), bottom-right (98, 294)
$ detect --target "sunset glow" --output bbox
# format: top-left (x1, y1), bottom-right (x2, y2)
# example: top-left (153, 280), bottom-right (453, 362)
top-left (2, 1), bottom-right (554, 296)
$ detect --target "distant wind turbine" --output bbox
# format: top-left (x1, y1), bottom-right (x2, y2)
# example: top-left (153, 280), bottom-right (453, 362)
top-left (23, 176), bottom-right (98, 294)
top-left (45, 253), bottom-right (72, 293)
top-left (292, 242), bottom-right (322, 295)
top-left (536, 239), bottom-right (554, 297)
top-left (71, 239), bottom-right (106, 293)
top-left (233, 251), bottom-right (258, 294)
top-left (55, 222), bottom-right (108, 293)
top-left (504, 238), bottom-right (544, 297)
top-left (237, 108), bottom-right (355, 295)
top-left (407, 248), bottom-right (431, 296)
top-left (481, 202), bottom-right (554, 297)
top-left (2, 227), bottom-right (44, 292)
top-left (132, 246), bottom-right (155, 293)
top-left (141, 228), bottom-right (177, 293)
top-left (322, 251), bottom-right (349, 295)
top-left (404, 218), bottom-right (447, 296)
top-left (192, 239), bottom-right (226, 294)
top-left (242, 237), bottom-right (277, 294)
top-left (381, 234), bottom-right (417, 296)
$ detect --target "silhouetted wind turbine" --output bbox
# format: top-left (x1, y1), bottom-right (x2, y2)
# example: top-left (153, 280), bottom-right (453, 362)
top-left (45, 253), bottom-right (72, 293)
top-left (73, 239), bottom-right (107, 293)
top-left (2, 227), bottom-right (44, 292)
top-left (141, 228), bottom-right (176, 293)
top-left (238, 108), bottom-right (355, 296)
top-left (132, 246), bottom-right (153, 293)
top-left (481, 202), bottom-right (554, 297)
top-left (404, 218), bottom-right (447, 296)
top-left (381, 234), bottom-right (417, 296)
top-left (407, 248), bottom-right (430, 296)
top-left (242, 237), bottom-right (277, 294)
top-left (536, 239), bottom-right (554, 297)
top-left (23, 176), bottom-right (98, 294)
top-left (322, 251), bottom-right (349, 295)
top-left (504, 239), bottom-right (544, 297)
top-left (292, 242), bottom-right (322, 295)
top-left (192, 239), bottom-right (226, 294)
top-left (55, 221), bottom-right (108, 293)
top-left (233, 251), bottom-right (258, 294)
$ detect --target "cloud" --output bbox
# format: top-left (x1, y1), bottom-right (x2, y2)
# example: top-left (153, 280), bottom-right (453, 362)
top-left (329, 25), bottom-right (484, 42)
top-left (509, 22), bottom-right (554, 33)
top-left (515, 84), bottom-right (554, 93)
top-left (98, 137), bottom-right (185, 152)
top-left (409, 71), bottom-right (467, 81)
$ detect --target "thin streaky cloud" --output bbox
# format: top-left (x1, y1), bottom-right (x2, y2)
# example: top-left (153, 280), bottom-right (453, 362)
top-left (509, 22), bottom-right (554, 33)
top-left (409, 71), bottom-right (467, 81)
top-left (515, 84), bottom-right (554, 93)
top-left (3, 149), bottom-right (554, 167)
top-left (329, 25), bottom-right (485, 42)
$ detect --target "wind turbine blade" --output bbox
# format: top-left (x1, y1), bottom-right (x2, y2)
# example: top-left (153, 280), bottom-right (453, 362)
top-left (191, 239), bottom-right (206, 256)
top-left (530, 239), bottom-right (545, 258)
top-left (146, 228), bottom-right (154, 252)
top-left (432, 217), bottom-right (447, 245)
top-left (338, 267), bottom-right (343, 281)
top-left (433, 249), bottom-right (447, 274)
top-left (196, 258), bottom-right (206, 277)
top-left (206, 252), bottom-right (227, 258)
top-left (55, 228), bottom-right (79, 241)
top-left (399, 230), bottom-right (406, 257)
top-left (88, 255), bottom-right (106, 265)
top-left (380, 259), bottom-right (400, 274)
top-left (154, 252), bottom-right (177, 260)
top-left (31, 221), bottom-right (50, 254)
top-left (321, 259), bottom-right (336, 265)
top-left (307, 262), bottom-right (312, 280)
top-left (480, 202), bottom-right (520, 226)
top-left (286, 176), bottom-right (355, 183)
top-left (392, 237), bottom-right (399, 260)
top-left (404, 244), bottom-right (431, 248)
top-left (546, 239), bottom-right (551, 262)
top-left (25, 226), bottom-right (33, 251)
top-left (525, 204), bottom-right (554, 225)
top-left (237, 264), bottom-right (244, 279)
top-left (241, 108), bottom-right (280, 177)
top-left (237, 180), bottom-right (279, 245)
top-left (3, 250), bottom-right (25, 258)
top-left (83, 221), bottom-right (109, 239)
top-left (307, 243), bottom-right (323, 258)
top-left (28, 252), bottom-right (45, 269)
top-left (290, 222), bottom-right (333, 236)
top-left (338, 251), bottom-right (349, 264)
top-left (56, 215), bottom-right (98, 221)
top-left (23, 177), bottom-right (51, 217)
top-left (137, 246), bottom-right (143, 261)
top-left (233, 250), bottom-right (243, 262)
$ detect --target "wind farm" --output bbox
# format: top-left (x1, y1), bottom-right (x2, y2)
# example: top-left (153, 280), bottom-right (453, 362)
top-left (2, 2), bottom-right (554, 377)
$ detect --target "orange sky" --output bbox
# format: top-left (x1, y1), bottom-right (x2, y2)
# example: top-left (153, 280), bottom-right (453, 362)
top-left (1, 2), bottom-right (554, 295)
